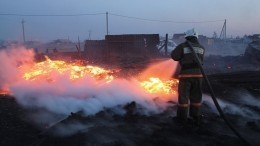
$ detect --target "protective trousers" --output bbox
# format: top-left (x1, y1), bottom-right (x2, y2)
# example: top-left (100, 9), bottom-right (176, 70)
top-left (177, 77), bottom-right (202, 121)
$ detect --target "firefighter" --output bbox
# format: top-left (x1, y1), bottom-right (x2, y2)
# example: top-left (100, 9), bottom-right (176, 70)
top-left (171, 28), bottom-right (205, 125)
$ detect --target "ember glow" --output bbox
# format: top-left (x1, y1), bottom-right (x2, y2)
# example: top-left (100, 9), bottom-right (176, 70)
top-left (140, 77), bottom-right (178, 95)
top-left (18, 57), bottom-right (178, 95)
top-left (0, 89), bottom-right (9, 95)
top-left (21, 56), bottom-right (114, 82)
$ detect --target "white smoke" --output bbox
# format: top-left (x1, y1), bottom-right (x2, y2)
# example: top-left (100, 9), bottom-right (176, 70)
top-left (235, 89), bottom-right (260, 108)
top-left (0, 47), bottom-right (176, 123)
top-left (11, 76), bottom-right (165, 116)
top-left (202, 93), bottom-right (260, 120)
top-left (0, 46), bottom-right (35, 89)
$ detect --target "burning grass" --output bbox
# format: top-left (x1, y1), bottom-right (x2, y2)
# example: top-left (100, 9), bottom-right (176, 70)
top-left (0, 47), bottom-right (179, 117)
top-left (140, 77), bottom-right (178, 95)
top-left (17, 56), bottom-right (178, 96)
top-left (21, 56), bottom-right (114, 82)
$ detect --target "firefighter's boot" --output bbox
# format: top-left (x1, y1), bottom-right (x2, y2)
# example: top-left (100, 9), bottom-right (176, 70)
top-left (176, 106), bottom-right (189, 123)
top-left (190, 104), bottom-right (201, 126)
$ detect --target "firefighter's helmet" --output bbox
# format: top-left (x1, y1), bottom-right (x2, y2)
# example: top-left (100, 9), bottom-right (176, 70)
top-left (185, 28), bottom-right (199, 38)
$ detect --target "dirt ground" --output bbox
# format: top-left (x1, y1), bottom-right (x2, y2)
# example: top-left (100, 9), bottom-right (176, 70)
top-left (1, 85), bottom-right (260, 146)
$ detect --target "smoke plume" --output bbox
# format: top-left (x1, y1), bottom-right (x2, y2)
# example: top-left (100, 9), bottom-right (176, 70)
top-left (0, 46), bottom-right (34, 89)
top-left (202, 92), bottom-right (260, 120)
top-left (0, 47), bottom-right (177, 119)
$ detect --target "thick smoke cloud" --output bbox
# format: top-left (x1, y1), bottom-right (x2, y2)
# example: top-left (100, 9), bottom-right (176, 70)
top-left (1, 47), bottom-right (175, 118)
top-left (11, 76), bottom-right (165, 116)
top-left (0, 46), bottom-right (35, 89)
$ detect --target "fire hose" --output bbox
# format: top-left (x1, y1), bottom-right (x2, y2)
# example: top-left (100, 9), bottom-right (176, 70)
top-left (186, 41), bottom-right (250, 146)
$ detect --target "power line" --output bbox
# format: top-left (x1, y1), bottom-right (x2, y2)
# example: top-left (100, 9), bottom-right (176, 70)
top-left (0, 12), bottom-right (225, 23)
top-left (109, 12), bottom-right (225, 23)
top-left (0, 13), bottom-right (105, 17)
top-left (21, 19), bottom-right (26, 43)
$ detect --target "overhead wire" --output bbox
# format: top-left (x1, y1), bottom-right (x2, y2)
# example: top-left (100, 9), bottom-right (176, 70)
top-left (0, 12), bottom-right (225, 23)
top-left (0, 13), bottom-right (105, 17)
top-left (108, 12), bottom-right (225, 23)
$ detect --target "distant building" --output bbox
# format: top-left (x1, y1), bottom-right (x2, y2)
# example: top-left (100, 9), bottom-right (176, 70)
top-left (84, 40), bottom-right (105, 60)
top-left (105, 34), bottom-right (159, 56)
top-left (84, 34), bottom-right (160, 62)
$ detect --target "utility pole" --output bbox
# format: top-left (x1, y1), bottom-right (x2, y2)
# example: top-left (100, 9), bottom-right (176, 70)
top-left (220, 19), bottom-right (226, 40)
top-left (21, 19), bottom-right (26, 43)
top-left (224, 19), bottom-right (226, 39)
top-left (106, 12), bottom-right (108, 36)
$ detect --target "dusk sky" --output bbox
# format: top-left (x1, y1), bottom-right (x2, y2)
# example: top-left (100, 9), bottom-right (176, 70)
top-left (0, 0), bottom-right (260, 42)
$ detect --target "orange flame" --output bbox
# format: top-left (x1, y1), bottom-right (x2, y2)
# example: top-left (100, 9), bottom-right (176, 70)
top-left (0, 57), bottom-right (179, 96)
top-left (140, 77), bottom-right (178, 95)
top-left (21, 56), bottom-right (114, 82)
